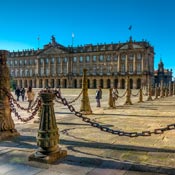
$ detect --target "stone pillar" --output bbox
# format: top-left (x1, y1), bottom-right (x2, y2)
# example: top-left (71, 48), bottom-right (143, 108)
top-left (0, 50), bottom-right (19, 140)
top-left (80, 69), bottom-right (92, 114)
top-left (29, 90), bottom-right (67, 163)
top-left (124, 76), bottom-right (132, 105)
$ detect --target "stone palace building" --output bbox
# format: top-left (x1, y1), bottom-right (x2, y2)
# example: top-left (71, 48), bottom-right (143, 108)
top-left (7, 36), bottom-right (155, 89)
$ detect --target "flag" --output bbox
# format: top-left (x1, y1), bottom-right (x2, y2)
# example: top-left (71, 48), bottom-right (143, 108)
top-left (72, 33), bottom-right (75, 38)
top-left (128, 25), bottom-right (132, 30)
top-left (37, 35), bottom-right (40, 41)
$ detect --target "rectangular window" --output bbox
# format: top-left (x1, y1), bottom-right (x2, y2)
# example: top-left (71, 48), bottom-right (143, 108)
top-left (99, 55), bottom-right (104, 62)
top-left (79, 56), bottom-right (83, 62)
top-left (137, 63), bottom-right (141, 73)
top-left (93, 55), bottom-right (96, 62)
top-left (73, 56), bottom-right (77, 62)
top-left (121, 63), bottom-right (125, 73)
top-left (129, 63), bottom-right (133, 73)
top-left (86, 56), bottom-right (90, 62)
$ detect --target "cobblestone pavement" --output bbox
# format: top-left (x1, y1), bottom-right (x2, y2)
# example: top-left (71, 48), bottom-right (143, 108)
top-left (1, 88), bottom-right (175, 175)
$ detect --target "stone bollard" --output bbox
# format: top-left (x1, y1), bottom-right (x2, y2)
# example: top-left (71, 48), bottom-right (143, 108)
top-left (173, 83), bottom-right (175, 96)
top-left (124, 76), bottom-right (132, 105)
top-left (165, 88), bottom-right (169, 97)
top-left (147, 85), bottom-right (153, 101)
top-left (29, 90), bottom-right (67, 164)
top-left (168, 83), bottom-right (172, 96)
top-left (154, 87), bottom-right (159, 100)
top-left (108, 88), bottom-right (115, 108)
top-left (80, 69), bottom-right (92, 114)
top-left (0, 50), bottom-right (19, 140)
top-left (138, 88), bottom-right (143, 103)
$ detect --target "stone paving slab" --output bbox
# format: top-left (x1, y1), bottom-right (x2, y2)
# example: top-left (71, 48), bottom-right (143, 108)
top-left (1, 89), bottom-right (175, 174)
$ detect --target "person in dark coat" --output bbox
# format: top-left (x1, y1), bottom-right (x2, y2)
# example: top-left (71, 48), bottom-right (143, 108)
top-left (20, 87), bottom-right (26, 101)
top-left (95, 86), bottom-right (102, 107)
top-left (15, 87), bottom-right (21, 101)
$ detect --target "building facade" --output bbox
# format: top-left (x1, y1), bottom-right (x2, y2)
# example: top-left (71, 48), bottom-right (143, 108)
top-left (7, 36), bottom-right (154, 89)
top-left (154, 59), bottom-right (173, 86)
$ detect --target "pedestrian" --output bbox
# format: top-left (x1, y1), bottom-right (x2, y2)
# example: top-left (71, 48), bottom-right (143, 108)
top-left (26, 86), bottom-right (35, 112)
top-left (95, 86), bottom-right (102, 107)
top-left (112, 86), bottom-right (118, 107)
top-left (15, 87), bottom-right (21, 101)
top-left (20, 87), bottom-right (26, 101)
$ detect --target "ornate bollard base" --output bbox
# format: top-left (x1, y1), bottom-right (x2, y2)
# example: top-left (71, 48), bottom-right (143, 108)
top-left (124, 100), bottom-right (133, 105)
top-left (0, 129), bottom-right (20, 140)
top-left (29, 148), bottom-right (67, 164)
top-left (147, 96), bottom-right (153, 101)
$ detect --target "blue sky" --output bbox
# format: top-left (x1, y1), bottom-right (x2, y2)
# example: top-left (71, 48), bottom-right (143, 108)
top-left (0, 0), bottom-right (175, 76)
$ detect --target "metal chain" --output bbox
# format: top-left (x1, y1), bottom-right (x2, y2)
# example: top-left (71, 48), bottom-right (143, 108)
top-left (1, 88), bottom-right (40, 111)
top-left (54, 89), bottom-right (175, 137)
top-left (131, 90), bottom-right (140, 97)
top-left (55, 89), bottom-right (83, 105)
top-left (117, 90), bottom-right (127, 98)
top-left (1, 87), bottom-right (41, 122)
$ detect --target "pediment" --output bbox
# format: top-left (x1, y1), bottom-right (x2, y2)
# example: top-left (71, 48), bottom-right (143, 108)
top-left (119, 43), bottom-right (143, 50)
top-left (38, 45), bottom-right (68, 56)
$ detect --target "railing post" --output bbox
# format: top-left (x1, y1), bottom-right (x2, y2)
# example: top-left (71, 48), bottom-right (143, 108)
top-left (80, 69), bottom-right (92, 114)
top-left (29, 90), bottom-right (67, 163)
top-left (0, 50), bottom-right (19, 140)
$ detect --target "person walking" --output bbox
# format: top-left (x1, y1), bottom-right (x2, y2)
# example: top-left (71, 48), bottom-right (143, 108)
top-left (15, 87), bottom-right (21, 101)
top-left (95, 86), bottom-right (102, 107)
top-left (27, 86), bottom-right (35, 112)
top-left (20, 87), bottom-right (26, 101)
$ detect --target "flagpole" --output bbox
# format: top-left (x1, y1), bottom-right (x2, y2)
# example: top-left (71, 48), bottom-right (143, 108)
top-left (128, 25), bottom-right (132, 38)
top-left (72, 33), bottom-right (74, 48)
top-left (37, 35), bottom-right (40, 49)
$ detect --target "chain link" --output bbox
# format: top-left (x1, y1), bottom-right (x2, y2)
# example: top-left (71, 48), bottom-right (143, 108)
top-left (1, 87), bottom-right (41, 122)
top-left (117, 90), bottom-right (127, 98)
top-left (55, 89), bottom-right (83, 104)
top-left (54, 89), bottom-right (175, 137)
top-left (131, 90), bottom-right (140, 97)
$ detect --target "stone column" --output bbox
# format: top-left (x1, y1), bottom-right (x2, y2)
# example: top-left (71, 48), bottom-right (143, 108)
top-left (0, 50), bottom-right (19, 140)
top-left (29, 90), bottom-right (67, 163)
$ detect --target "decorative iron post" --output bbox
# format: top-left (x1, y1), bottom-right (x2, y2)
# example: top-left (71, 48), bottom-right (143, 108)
top-left (29, 90), bottom-right (67, 163)
top-left (124, 75), bottom-right (132, 105)
top-left (0, 50), bottom-right (19, 140)
top-left (80, 69), bottom-right (92, 114)
top-left (138, 88), bottom-right (143, 103)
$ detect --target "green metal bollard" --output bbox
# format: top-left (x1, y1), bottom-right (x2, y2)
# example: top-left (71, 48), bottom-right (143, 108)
top-left (29, 90), bottom-right (67, 164)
